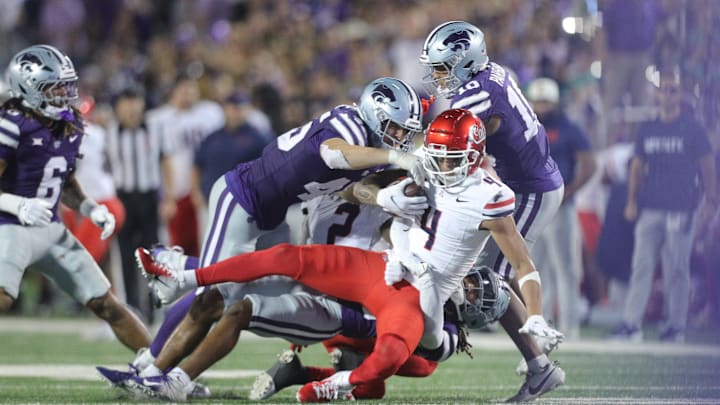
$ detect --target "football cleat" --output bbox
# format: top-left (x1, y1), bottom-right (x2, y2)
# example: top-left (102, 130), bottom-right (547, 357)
top-left (296, 371), bottom-right (355, 402)
top-left (126, 373), bottom-right (188, 402)
top-left (188, 381), bottom-right (211, 399)
top-left (249, 349), bottom-right (309, 400)
top-left (96, 365), bottom-right (137, 390)
top-left (659, 326), bottom-right (685, 343)
top-left (151, 244), bottom-right (187, 272)
top-left (506, 361), bottom-right (565, 402)
top-left (330, 347), bottom-right (366, 371)
top-left (515, 334), bottom-right (561, 376)
top-left (607, 323), bottom-right (643, 343)
top-left (135, 247), bottom-right (184, 305)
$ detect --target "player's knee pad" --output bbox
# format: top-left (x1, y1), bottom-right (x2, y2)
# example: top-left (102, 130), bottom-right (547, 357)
top-left (189, 288), bottom-right (224, 323)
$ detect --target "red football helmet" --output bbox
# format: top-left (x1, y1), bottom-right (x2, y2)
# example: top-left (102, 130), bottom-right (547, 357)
top-left (422, 108), bottom-right (486, 187)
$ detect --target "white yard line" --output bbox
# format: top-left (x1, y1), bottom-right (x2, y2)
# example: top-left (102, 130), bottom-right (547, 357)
top-left (0, 364), bottom-right (262, 381)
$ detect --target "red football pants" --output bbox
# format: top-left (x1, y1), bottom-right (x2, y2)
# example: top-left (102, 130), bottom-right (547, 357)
top-left (194, 243), bottom-right (424, 384)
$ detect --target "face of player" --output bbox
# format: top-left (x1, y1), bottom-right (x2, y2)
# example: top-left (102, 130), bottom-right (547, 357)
top-left (431, 64), bottom-right (452, 88)
top-left (463, 273), bottom-right (481, 305)
top-left (42, 80), bottom-right (78, 107)
top-left (435, 156), bottom-right (464, 172)
top-left (382, 121), bottom-right (414, 150)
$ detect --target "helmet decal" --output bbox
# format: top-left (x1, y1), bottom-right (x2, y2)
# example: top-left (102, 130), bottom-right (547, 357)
top-left (441, 30), bottom-right (472, 53)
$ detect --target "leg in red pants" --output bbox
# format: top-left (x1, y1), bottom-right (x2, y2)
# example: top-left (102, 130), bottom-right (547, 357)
top-left (193, 243), bottom-right (424, 387)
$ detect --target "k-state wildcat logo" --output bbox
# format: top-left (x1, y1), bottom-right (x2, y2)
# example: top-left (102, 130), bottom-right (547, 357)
top-left (441, 30), bottom-right (472, 52)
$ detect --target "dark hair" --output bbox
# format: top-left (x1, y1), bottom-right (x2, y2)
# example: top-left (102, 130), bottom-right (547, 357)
top-left (112, 85), bottom-right (146, 105)
top-left (1, 97), bottom-right (83, 136)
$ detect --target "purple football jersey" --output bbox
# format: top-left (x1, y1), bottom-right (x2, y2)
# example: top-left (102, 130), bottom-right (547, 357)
top-left (0, 108), bottom-right (82, 225)
top-left (450, 63), bottom-right (563, 193)
top-left (225, 105), bottom-right (383, 230)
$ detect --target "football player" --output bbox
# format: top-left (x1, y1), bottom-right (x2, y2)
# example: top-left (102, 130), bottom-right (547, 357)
top-left (106, 77), bottom-right (428, 391)
top-left (0, 45), bottom-right (151, 352)
top-left (419, 21), bottom-right (565, 368)
top-left (139, 109), bottom-right (565, 402)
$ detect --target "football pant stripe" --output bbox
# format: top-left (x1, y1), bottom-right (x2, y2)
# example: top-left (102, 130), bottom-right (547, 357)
top-left (202, 188), bottom-right (234, 267)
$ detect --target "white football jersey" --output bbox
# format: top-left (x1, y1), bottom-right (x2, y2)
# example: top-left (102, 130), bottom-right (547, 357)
top-left (305, 194), bottom-right (391, 251)
top-left (76, 123), bottom-right (116, 201)
top-left (407, 168), bottom-right (515, 302)
top-left (147, 101), bottom-right (225, 198)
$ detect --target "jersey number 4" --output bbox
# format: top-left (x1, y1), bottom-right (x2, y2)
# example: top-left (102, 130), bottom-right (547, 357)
top-left (420, 208), bottom-right (442, 250)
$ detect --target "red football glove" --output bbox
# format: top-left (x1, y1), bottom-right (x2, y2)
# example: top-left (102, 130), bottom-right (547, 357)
top-left (421, 96), bottom-right (435, 114)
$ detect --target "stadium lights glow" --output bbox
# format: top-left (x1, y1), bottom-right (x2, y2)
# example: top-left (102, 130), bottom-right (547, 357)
top-left (562, 17), bottom-right (577, 34)
top-left (645, 65), bottom-right (660, 87)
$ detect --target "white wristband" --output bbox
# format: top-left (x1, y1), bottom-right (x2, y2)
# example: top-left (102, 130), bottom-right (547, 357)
top-left (387, 149), bottom-right (399, 165)
top-left (518, 271), bottom-right (541, 290)
top-left (79, 198), bottom-right (99, 217)
top-left (0, 193), bottom-right (24, 216)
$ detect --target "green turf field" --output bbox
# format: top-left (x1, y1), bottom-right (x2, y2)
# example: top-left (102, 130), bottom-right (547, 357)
top-left (1, 317), bottom-right (719, 404)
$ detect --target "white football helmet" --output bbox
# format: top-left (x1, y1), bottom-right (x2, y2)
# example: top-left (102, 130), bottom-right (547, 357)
top-left (356, 77), bottom-right (423, 151)
top-left (6, 44), bottom-right (79, 120)
top-left (419, 21), bottom-right (489, 98)
top-left (461, 266), bottom-right (511, 329)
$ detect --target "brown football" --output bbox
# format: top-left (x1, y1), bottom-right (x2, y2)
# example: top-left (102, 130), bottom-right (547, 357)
top-left (404, 181), bottom-right (424, 196)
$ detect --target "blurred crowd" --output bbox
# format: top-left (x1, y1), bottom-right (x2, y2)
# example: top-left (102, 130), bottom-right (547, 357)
top-left (3, 0), bottom-right (719, 337)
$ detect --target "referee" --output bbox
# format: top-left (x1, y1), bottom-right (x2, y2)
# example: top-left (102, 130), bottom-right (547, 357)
top-left (106, 86), bottom-right (169, 321)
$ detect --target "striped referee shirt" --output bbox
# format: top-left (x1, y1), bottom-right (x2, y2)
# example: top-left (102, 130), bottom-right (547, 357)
top-left (106, 120), bottom-right (164, 193)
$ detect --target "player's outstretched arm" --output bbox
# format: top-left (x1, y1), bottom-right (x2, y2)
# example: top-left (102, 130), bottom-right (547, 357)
top-left (321, 138), bottom-right (424, 183)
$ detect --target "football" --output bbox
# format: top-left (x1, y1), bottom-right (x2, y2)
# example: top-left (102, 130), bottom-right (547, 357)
top-left (404, 180), bottom-right (424, 197)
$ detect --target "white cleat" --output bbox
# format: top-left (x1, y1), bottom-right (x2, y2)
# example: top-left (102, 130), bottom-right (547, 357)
top-left (135, 247), bottom-right (184, 305)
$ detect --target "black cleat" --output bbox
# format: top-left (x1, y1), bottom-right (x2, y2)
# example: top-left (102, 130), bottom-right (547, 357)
top-left (249, 350), bottom-right (309, 400)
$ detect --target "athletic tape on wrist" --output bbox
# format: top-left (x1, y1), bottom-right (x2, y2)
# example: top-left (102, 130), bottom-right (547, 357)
top-left (518, 271), bottom-right (541, 290)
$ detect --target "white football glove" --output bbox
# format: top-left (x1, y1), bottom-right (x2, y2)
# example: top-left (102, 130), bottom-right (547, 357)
top-left (18, 198), bottom-right (53, 227)
top-left (384, 253), bottom-right (406, 286)
top-left (376, 178), bottom-right (428, 218)
top-left (81, 200), bottom-right (116, 240)
top-left (518, 314), bottom-right (565, 343)
top-left (388, 150), bottom-right (426, 185)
